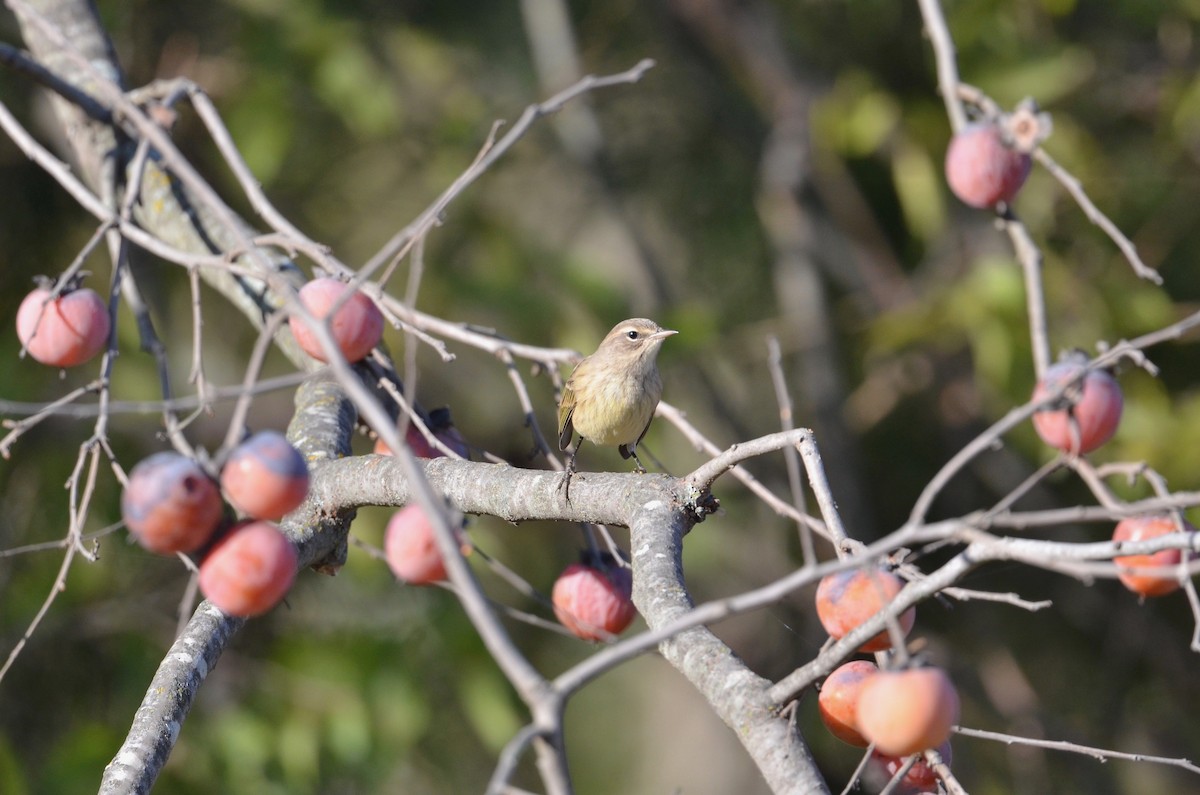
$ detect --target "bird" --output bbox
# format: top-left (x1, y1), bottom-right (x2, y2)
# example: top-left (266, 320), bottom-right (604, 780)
top-left (557, 318), bottom-right (677, 497)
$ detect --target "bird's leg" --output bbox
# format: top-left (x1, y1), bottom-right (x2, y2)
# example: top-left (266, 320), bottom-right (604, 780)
top-left (558, 447), bottom-right (579, 501)
top-left (619, 443), bottom-right (648, 474)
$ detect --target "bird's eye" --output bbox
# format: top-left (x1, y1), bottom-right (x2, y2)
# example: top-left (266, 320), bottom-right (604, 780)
top-left (626, 330), bottom-right (640, 340)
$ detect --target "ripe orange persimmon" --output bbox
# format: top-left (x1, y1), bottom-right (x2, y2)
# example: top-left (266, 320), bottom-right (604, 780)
top-left (121, 452), bottom-right (224, 554)
top-left (1112, 516), bottom-right (1192, 598)
top-left (815, 568), bottom-right (915, 652)
top-left (857, 667), bottom-right (959, 757)
top-left (199, 521), bottom-right (297, 617)
top-left (221, 430), bottom-right (310, 520)
top-left (818, 660), bottom-right (879, 747)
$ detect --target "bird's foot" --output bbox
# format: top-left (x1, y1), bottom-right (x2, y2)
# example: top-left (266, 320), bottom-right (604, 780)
top-left (558, 453), bottom-right (578, 502)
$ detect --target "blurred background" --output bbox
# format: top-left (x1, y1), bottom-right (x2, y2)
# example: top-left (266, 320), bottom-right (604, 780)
top-left (3, 0), bottom-right (1200, 792)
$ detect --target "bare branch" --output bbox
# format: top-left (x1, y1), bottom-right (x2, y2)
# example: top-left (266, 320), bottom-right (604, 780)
top-left (916, 0), bottom-right (967, 131)
top-left (954, 725), bottom-right (1200, 776)
top-left (1033, 147), bottom-right (1160, 285)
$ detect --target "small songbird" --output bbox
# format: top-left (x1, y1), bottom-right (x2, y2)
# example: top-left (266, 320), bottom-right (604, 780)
top-left (557, 318), bottom-right (677, 496)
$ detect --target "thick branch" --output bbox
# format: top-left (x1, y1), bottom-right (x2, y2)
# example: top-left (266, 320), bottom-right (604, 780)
top-left (98, 603), bottom-right (244, 795)
top-left (309, 454), bottom-right (682, 528)
top-left (628, 492), bottom-right (829, 794)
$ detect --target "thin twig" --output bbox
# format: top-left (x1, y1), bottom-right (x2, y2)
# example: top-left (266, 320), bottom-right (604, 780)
top-left (361, 59), bottom-right (656, 276)
top-left (498, 348), bottom-right (562, 468)
top-left (767, 336), bottom-right (814, 565)
top-left (218, 311), bottom-right (289, 459)
top-left (1034, 147), bottom-right (1161, 285)
top-left (954, 725), bottom-right (1200, 775)
top-left (0, 98), bottom-right (224, 270)
top-left (0, 380), bottom-right (104, 458)
top-left (0, 372), bottom-right (310, 419)
top-left (915, 0), bottom-right (967, 132)
top-left (661, 402), bottom-right (831, 541)
top-left (1001, 207), bottom-right (1052, 379)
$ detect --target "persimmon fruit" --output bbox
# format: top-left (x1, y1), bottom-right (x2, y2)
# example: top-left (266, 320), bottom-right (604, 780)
top-left (384, 504), bottom-right (450, 585)
top-left (856, 667), bottom-right (960, 757)
top-left (288, 277), bottom-right (384, 363)
top-left (945, 122), bottom-right (1031, 208)
top-left (121, 452), bottom-right (223, 554)
top-left (869, 741), bottom-right (953, 794)
top-left (1031, 358), bottom-right (1123, 455)
top-left (374, 422), bottom-right (442, 458)
top-left (552, 555), bottom-right (636, 641)
top-left (221, 430), bottom-right (310, 520)
top-left (16, 285), bottom-right (110, 368)
top-left (818, 659), bottom-right (879, 747)
top-left (1112, 516), bottom-right (1192, 598)
top-left (199, 521), bottom-right (297, 617)
top-left (815, 568), bottom-right (915, 652)
top-left (374, 408), bottom-right (468, 459)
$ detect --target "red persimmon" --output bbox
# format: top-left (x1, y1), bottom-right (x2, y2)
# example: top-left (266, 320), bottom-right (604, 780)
top-left (374, 408), bottom-right (469, 459)
top-left (869, 741), bottom-right (953, 794)
top-left (374, 423), bottom-right (442, 458)
top-left (818, 660), bottom-right (880, 747)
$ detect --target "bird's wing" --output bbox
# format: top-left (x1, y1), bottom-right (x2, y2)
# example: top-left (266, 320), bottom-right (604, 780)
top-left (557, 383), bottom-right (576, 451)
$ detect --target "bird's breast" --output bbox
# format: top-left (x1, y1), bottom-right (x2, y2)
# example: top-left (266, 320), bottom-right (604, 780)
top-left (570, 368), bottom-right (662, 447)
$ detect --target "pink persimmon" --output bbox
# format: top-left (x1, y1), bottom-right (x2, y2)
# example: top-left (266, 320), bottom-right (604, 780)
top-left (17, 285), bottom-right (111, 367)
top-left (221, 431), bottom-right (310, 520)
top-left (552, 557), bottom-right (636, 641)
top-left (288, 277), bottom-right (384, 363)
top-left (199, 521), bottom-right (297, 617)
top-left (945, 122), bottom-right (1031, 208)
top-left (1032, 358), bottom-right (1123, 455)
top-left (384, 504), bottom-right (450, 585)
top-left (121, 452), bottom-right (223, 554)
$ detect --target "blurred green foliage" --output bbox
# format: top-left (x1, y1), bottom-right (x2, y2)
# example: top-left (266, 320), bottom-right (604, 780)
top-left (4, 0), bottom-right (1200, 793)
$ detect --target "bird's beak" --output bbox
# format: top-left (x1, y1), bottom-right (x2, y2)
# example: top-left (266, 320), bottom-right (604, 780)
top-left (651, 329), bottom-right (678, 341)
